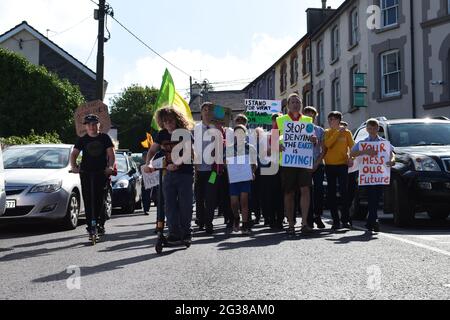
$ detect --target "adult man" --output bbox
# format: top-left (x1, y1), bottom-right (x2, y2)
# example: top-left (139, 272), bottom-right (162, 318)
top-left (274, 94), bottom-right (316, 235)
top-left (302, 107), bottom-right (326, 229)
top-left (70, 114), bottom-right (115, 239)
top-left (324, 111), bottom-right (355, 230)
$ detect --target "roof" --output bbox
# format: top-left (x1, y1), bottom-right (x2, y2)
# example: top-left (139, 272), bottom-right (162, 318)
top-left (0, 21), bottom-right (97, 81)
top-left (357, 118), bottom-right (450, 129)
top-left (310, 0), bottom-right (355, 40)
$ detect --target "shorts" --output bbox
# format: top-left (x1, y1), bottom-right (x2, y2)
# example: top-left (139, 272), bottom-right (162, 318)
top-left (229, 181), bottom-right (252, 196)
top-left (281, 167), bottom-right (312, 192)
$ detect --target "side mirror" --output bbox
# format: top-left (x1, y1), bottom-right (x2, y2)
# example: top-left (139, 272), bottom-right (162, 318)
top-left (129, 168), bottom-right (137, 176)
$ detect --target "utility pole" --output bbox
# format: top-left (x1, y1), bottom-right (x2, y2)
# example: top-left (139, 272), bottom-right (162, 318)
top-left (95, 0), bottom-right (106, 101)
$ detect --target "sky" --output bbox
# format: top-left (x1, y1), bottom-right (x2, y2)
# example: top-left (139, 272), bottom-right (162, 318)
top-left (0, 0), bottom-right (344, 102)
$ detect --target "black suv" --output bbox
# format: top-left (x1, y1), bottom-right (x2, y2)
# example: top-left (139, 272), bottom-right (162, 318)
top-left (351, 118), bottom-right (450, 226)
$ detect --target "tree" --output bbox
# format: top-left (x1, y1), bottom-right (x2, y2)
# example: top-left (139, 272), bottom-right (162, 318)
top-left (109, 85), bottom-right (159, 152)
top-left (0, 48), bottom-right (85, 143)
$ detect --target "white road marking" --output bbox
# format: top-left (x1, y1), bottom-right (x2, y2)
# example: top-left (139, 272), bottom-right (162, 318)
top-left (351, 225), bottom-right (450, 258)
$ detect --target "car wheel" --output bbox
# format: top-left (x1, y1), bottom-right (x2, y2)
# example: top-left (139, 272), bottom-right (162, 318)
top-left (105, 188), bottom-right (112, 220)
top-left (62, 192), bottom-right (80, 230)
top-left (393, 178), bottom-right (414, 227)
top-left (121, 191), bottom-right (136, 215)
top-left (350, 188), bottom-right (368, 221)
top-left (427, 210), bottom-right (450, 221)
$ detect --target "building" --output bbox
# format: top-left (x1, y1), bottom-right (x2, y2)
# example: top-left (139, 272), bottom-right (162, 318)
top-left (189, 89), bottom-right (247, 122)
top-left (310, 0), bottom-right (450, 129)
top-left (0, 21), bottom-right (107, 101)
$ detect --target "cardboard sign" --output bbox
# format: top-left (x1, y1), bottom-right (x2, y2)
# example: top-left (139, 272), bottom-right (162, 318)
top-left (226, 155), bottom-right (253, 184)
top-left (209, 105), bottom-right (232, 127)
top-left (358, 141), bottom-right (391, 186)
top-left (151, 157), bottom-right (165, 169)
top-left (245, 99), bottom-right (281, 126)
top-left (74, 100), bottom-right (111, 137)
top-left (141, 166), bottom-right (160, 190)
top-left (281, 121), bottom-right (314, 169)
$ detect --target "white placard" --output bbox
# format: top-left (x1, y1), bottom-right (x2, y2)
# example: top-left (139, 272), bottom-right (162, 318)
top-left (226, 155), bottom-right (253, 184)
top-left (281, 121), bottom-right (314, 169)
top-left (358, 141), bottom-right (391, 186)
top-left (141, 165), bottom-right (160, 190)
top-left (151, 157), bottom-right (165, 169)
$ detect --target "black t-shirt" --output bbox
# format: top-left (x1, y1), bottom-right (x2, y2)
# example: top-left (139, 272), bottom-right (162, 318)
top-left (155, 129), bottom-right (193, 175)
top-left (75, 133), bottom-right (114, 172)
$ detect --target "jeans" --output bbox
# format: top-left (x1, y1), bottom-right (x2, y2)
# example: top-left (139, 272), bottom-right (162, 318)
top-left (195, 171), bottom-right (217, 227)
top-left (308, 164), bottom-right (325, 223)
top-left (366, 185), bottom-right (383, 225)
top-left (141, 183), bottom-right (151, 213)
top-left (325, 165), bottom-right (350, 224)
top-left (163, 172), bottom-right (193, 238)
top-left (80, 172), bottom-right (108, 229)
top-left (217, 172), bottom-right (233, 224)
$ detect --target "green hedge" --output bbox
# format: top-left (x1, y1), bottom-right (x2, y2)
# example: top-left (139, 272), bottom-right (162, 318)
top-left (0, 130), bottom-right (62, 147)
top-left (0, 48), bottom-right (85, 143)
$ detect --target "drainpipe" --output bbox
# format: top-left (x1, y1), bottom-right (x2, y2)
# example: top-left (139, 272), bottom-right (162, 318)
top-left (410, 0), bottom-right (417, 118)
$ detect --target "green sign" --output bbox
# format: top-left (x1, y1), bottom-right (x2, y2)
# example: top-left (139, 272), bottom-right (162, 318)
top-left (354, 73), bottom-right (366, 88)
top-left (354, 92), bottom-right (367, 107)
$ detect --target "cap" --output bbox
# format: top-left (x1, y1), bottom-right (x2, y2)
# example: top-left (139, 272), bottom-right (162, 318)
top-left (83, 114), bottom-right (99, 125)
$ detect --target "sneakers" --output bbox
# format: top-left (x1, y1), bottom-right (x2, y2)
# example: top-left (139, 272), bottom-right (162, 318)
top-left (98, 226), bottom-right (106, 236)
top-left (342, 222), bottom-right (353, 229)
top-left (241, 222), bottom-right (252, 235)
top-left (167, 235), bottom-right (181, 243)
top-left (366, 222), bottom-right (380, 232)
top-left (314, 217), bottom-right (326, 229)
top-left (331, 223), bottom-right (341, 231)
top-left (144, 211), bottom-right (150, 216)
top-left (205, 225), bottom-right (214, 235)
top-left (286, 226), bottom-right (296, 236)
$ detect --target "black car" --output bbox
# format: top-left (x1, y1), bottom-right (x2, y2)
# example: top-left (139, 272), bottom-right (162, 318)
top-left (112, 151), bottom-right (143, 214)
top-left (351, 118), bottom-right (450, 226)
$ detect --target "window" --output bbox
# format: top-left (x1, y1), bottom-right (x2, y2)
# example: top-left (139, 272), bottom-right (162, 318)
top-left (304, 46), bottom-right (311, 75)
top-left (257, 82), bottom-right (264, 98)
top-left (267, 75), bottom-right (274, 100)
top-left (331, 26), bottom-right (340, 61)
top-left (280, 63), bottom-right (287, 93)
top-left (317, 41), bottom-right (324, 72)
top-left (290, 53), bottom-right (299, 85)
top-left (351, 65), bottom-right (360, 106)
top-left (304, 91), bottom-right (311, 106)
top-left (381, 0), bottom-right (399, 28)
top-left (350, 8), bottom-right (359, 46)
top-left (317, 89), bottom-right (325, 126)
top-left (332, 78), bottom-right (341, 111)
top-left (381, 50), bottom-right (401, 97)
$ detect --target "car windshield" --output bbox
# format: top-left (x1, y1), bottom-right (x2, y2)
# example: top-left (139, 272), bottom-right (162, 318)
top-left (388, 123), bottom-right (450, 147)
top-left (116, 154), bottom-right (128, 173)
top-left (3, 147), bottom-right (70, 169)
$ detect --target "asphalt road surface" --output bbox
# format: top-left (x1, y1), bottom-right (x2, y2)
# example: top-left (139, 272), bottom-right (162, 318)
top-left (1, 209), bottom-right (449, 300)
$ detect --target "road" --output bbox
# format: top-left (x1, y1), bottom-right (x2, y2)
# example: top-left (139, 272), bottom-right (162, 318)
top-left (1, 209), bottom-right (450, 300)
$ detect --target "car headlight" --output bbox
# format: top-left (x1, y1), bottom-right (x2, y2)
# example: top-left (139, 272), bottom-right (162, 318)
top-left (29, 180), bottom-right (62, 193)
top-left (411, 156), bottom-right (441, 172)
top-left (114, 179), bottom-right (129, 189)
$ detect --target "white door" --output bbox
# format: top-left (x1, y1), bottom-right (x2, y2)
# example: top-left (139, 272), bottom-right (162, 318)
top-left (0, 148), bottom-right (5, 216)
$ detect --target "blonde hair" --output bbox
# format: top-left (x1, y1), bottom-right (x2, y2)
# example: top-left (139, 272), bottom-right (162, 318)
top-left (155, 107), bottom-right (194, 130)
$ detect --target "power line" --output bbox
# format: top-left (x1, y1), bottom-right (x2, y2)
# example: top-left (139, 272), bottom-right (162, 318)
top-left (84, 36), bottom-right (98, 65)
top-left (108, 14), bottom-right (195, 80)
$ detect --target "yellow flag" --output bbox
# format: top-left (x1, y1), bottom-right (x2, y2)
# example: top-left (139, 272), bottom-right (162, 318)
top-left (173, 91), bottom-right (194, 123)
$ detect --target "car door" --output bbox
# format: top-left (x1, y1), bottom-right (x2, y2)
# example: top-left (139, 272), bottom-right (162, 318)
top-left (130, 157), bottom-right (142, 203)
top-left (0, 147), bottom-right (6, 216)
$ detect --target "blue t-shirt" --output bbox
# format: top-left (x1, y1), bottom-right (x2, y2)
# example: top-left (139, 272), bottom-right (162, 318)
top-left (313, 125), bottom-right (325, 162)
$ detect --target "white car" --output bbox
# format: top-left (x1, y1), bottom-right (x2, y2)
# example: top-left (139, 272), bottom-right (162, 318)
top-left (0, 147), bottom-right (5, 216)
top-left (1, 144), bottom-right (112, 229)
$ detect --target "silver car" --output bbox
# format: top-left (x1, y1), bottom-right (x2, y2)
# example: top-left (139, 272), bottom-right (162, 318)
top-left (1, 144), bottom-right (112, 229)
top-left (0, 147), bottom-right (5, 216)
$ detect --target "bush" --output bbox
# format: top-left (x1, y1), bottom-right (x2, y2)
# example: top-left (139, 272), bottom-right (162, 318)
top-left (0, 130), bottom-right (62, 148)
top-left (0, 48), bottom-right (85, 143)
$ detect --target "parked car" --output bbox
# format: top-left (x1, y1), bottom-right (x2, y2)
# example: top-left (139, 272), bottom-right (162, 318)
top-left (351, 118), bottom-right (450, 226)
top-left (0, 147), bottom-right (6, 216)
top-left (0, 144), bottom-right (112, 229)
top-left (111, 151), bottom-right (142, 214)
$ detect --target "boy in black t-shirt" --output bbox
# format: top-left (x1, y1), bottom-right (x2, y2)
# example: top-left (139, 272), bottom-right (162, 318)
top-left (70, 114), bottom-right (115, 238)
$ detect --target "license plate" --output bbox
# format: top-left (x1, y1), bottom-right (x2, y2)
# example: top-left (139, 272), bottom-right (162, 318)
top-left (6, 200), bottom-right (16, 209)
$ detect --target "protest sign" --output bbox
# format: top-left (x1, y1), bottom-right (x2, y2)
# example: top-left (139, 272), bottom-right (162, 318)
top-left (209, 105), bottom-right (232, 127)
top-left (74, 100), bottom-right (111, 137)
top-left (226, 155), bottom-right (253, 184)
top-left (245, 99), bottom-right (281, 126)
top-left (141, 166), bottom-right (160, 190)
top-left (281, 121), bottom-right (314, 169)
top-left (151, 157), bottom-right (165, 169)
top-left (358, 141), bottom-right (391, 186)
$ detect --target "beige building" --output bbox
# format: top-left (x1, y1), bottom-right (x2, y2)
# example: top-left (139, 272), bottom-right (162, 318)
top-left (270, 0), bottom-right (450, 130)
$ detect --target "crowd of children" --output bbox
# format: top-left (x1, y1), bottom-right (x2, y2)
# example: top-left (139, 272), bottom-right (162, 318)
top-left (143, 93), bottom-right (394, 244)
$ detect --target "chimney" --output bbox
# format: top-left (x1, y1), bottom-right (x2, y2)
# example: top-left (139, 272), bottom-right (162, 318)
top-left (322, 0), bottom-right (327, 9)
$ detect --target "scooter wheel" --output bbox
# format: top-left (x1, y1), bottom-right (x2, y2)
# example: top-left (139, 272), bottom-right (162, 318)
top-left (155, 243), bottom-right (163, 254)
